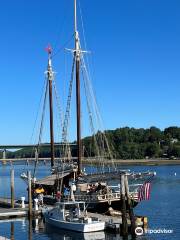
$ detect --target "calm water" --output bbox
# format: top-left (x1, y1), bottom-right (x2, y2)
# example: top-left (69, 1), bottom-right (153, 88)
top-left (0, 162), bottom-right (180, 239)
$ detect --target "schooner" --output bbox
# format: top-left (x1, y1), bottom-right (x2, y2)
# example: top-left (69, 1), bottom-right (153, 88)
top-left (22, 0), bottom-right (155, 213)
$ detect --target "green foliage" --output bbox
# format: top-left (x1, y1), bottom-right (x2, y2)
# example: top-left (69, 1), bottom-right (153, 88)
top-left (5, 126), bottom-right (180, 160)
top-left (83, 126), bottom-right (180, 159)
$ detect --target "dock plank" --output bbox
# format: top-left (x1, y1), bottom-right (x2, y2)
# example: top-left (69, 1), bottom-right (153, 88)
top-left (87, 212), bottom-right (143, 232)
top-left (0, 237), bottom-right (10, 240)
top-left (0, 207), bottom-right (28, 219)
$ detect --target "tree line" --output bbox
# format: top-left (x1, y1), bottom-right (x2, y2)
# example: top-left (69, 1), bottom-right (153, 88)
top-left (83, 126), bottom-right (180, 159)
top-left (2, 126), bottom-right (180, 160)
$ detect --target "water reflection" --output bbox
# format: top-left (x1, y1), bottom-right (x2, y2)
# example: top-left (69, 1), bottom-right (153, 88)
top-left (28, 217), bottom-right (32, 240)
top-left (10, 222), bottom-right (14, 240)
top-left (0, 217), bottom-right (150, 240)
top-left (45, 224), bottom-right (105, 240)
top-left (44, 222), bottom-right (149, 240)
top-left (1, 164), bottom-right (180, 239)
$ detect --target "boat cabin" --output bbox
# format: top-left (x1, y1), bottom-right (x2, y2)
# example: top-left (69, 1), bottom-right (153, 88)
top-left (48, 201), bottom-right (86, 222)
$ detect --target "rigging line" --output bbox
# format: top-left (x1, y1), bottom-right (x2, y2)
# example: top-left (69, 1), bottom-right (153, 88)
top-left (80, 54), bottom-right (106, 137)
top-left (81, 77), bottom-right (104, 174)
top-left (79, 48), bottom-right (101, 128)
top-left (80, 54), bottom-right (99, 132)
top-left (29, 77), bottom-right (47, 145)
top-left (81, 54), bottom-right (116, 170)
top-left (62, 56), bottom-right (75, 143)
top-left (81, 64), bottom-right (105, 174)
top-left (78, 5), bottom-right (115, 169)
top-left (61, 56), bottom-right (75, 162)
top-left (33, 78), bottom-right (49, 178)
top-left (81, 65), bottom-right (101, 159)
top-left (79, 51), bottom-right (97, 123)
top-left (52, 34), bottom-right (74, 59)
top-left (23, 77), bottom-right (47, 173)
top-left (53, 79), bottom-right (64, 130)
top-left (53, 80), bottom-right (65, 164)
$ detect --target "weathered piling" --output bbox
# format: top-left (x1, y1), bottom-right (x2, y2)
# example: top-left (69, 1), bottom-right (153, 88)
top-left (28, 171), bottom-right (32, 217)
top-left (120, 173), bottom-right (128, 238)
top-left (28, 217), bottom-right (32, 240)
top-left (10, 222), bottom-right (15, 240)
top-left (10, 169), bottom-right (15, 208)
top-left (125, 174), bottom-right (136, 238)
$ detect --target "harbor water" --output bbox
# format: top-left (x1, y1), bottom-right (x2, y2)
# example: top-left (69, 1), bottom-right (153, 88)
top-left (0, 162), bottom-right (180, 239)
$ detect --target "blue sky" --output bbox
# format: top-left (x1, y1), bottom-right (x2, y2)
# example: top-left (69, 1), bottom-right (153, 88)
top-left (0, 0), bottom-right (180, 144)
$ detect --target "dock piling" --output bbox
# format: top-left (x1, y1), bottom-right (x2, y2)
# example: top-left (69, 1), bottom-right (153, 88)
top-left (28, 217), bottom-right (32, 240)
top-left (125, 174), bottom-right (136, 238)
top-left (21, 197), bottom-right (25, 208)
top-left (34, 198), bottom-right (39, 211)
top-left (120, 173), bottom-right (128, 238)
top-left (28, 171), bottom-right (32, 217)
top-left (10, 222), bottom-right (14, 240)
top-left (10, 169), bottom-right (15, 208)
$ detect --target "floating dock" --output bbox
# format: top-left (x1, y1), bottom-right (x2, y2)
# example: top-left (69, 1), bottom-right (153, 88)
top-left (0, 197), bottom-right (42, 220)
top-left (0, 207), bottom-right (41, 220)
top-left (0, 197), bottom-right (146, 234)
top-left (0, 237), bottom-right (10, 240)
top-left (0, 198), bottom-right (22, 208)
top-left (0, 208), bottom-right (27, 219)
top-left (88, 212), bottom-right (145, 233)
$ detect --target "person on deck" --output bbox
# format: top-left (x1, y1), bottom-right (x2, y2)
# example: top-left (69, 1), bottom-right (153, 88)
top-left (35, 185), bottom-right (45, 206)
top-left (95, 182), bottom-right (102, 192)
top-left (63, 185), bottom-right (70, 198)
top-left (55, 191), bottom-right (61, 202)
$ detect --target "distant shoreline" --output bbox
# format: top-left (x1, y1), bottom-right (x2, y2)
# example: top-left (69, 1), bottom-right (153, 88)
top-left (82, 159), bottom-right (180, 166)
top-left (0, 158), bottom-right (180, 166)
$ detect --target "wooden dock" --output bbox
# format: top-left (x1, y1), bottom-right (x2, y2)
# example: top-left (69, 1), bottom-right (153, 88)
top-left (0, 196), bottom-right (146, 234)
top-left (0, 237), bottom-right (10, 240)
top-left (0, 198), bottom-right (22, 208)
top-left (0, 208), bottom-right (27, 219)
top-left (0, 207), bottom-right (42, 220)
top-left (88, 212), bottom-right (144, 232)
top-left (0, 205), bottom-right (146, 235)
top-left (0, 197), bottom-right (42, 220)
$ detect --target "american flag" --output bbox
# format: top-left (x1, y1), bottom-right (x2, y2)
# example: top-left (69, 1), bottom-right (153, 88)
top-left (138, 179), bottom-right (152, 201)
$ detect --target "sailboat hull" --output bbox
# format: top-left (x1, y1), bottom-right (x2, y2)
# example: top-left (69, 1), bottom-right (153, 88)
top-left (43, 195), bottom-right (139, 213)
top-left (45, 217), bottom-right (105, 232)
top-left (85, 199), bottom-right (139, 213)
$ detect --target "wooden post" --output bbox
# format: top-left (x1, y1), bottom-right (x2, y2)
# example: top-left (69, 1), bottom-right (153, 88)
top-left (10, 169), bottom-right (15, 208)
top-left (125, 174), bottom-right (136, 238)
top-left (120, 173), bottom-right (128, 237)
top-left (10, 222), bottom-right (14, 240)
top-left (28, 216), bottom-right (32, 240)
top-left (28, 171), bottom-right (32, 217)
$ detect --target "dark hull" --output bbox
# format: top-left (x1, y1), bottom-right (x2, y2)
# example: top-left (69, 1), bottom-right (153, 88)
top-left (43, 196), bottom-right (139, 214)
top-left (85, 200), bottom-right (139, 213)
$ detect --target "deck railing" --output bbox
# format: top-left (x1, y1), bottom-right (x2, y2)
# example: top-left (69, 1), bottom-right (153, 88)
top-left (64, 191), bottom-right (138, 202)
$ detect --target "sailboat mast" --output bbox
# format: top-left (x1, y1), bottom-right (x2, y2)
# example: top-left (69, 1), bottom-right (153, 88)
top-left (74, 0), bottom-right (82, 174)
top-left (47, 47), bottom-right (55, 167)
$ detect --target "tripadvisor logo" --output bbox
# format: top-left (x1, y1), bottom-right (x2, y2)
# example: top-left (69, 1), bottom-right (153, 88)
top-left (135, 227), bottom-right (143, 236)
top-left (135, 227), bottom-right (174, 236)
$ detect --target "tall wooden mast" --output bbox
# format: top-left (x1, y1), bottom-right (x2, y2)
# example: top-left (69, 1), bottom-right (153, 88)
top-left (74, 0), bottom-right (82, 174)
top-left (46, 46), bottom-right (55, 167)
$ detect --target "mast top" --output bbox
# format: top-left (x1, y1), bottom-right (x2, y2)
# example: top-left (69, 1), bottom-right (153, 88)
top-left (46, 44), bottom-right (52, 65)
top-left (46, 44), bottom-right (52, 54)
top-left (45, 44), bottom-right (54, 81)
